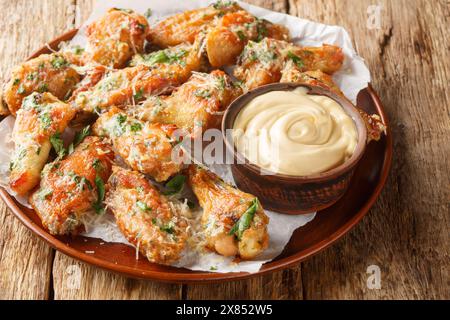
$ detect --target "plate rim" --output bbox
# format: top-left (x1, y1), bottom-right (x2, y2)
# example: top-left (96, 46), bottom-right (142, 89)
top-left (0, 29), bottom-right (393, 283)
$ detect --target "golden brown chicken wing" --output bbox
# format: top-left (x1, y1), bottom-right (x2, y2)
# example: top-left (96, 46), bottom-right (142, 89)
top-left (187, 165), bottom-right (269, 259)
top-left (234, 38), bottom-right (344, 90)
top-left (84, 8), bottom-right (150, 68)
top-left (280, 62), bottom-right (344, 96)
top-left (74, 38), bottom-right (205, 114)
top-left (29, 136), bottom-right (114, 235)
top-left (106, 166), bottom-right (189, 265)
top-left (205, 10), bottom-right (289, 67)
top-left (3, 52), bottom-right (82, 115)
top-left (147, 1), bottom-right (241, 48)
top-left (93, 107), bottom-right (182, 182)
top-left (9, 92), bottom-right (76, 195)
top-left (129, 70), bottom-right (242, 135)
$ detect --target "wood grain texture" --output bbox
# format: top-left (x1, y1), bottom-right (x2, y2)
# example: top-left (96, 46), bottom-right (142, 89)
top-left (289, 0), bottom-right (450, 299)
top-left (0, 0), bottom-right (448, 300)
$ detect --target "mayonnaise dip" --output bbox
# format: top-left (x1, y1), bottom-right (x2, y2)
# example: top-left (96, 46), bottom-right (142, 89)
top-left (233, 87), bottom-right (358, 176)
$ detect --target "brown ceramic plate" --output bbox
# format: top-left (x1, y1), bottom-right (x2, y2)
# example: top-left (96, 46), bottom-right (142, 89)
top-left (0, 30), bottom-right (392, 283)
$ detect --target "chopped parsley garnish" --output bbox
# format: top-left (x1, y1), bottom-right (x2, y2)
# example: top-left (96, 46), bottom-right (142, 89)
top-left (145, 8), bottom-right (152, 18)
top-left (72, 125), bottom-right (91, 147)
top-left (136, 201), bottom-right (152, 212)
top-left (287, 51), bottom-right (304, 69)
top-left (163, 175), bottom-right (186, 195)
top-left (117, 114), bottom-right (127, 125)
top-left (17, 85), bottom-right (26, 95)
top-left (38, 188), bottom-right (53, 200)
top-left (72, 45), bottom-right (84, 55)
top-left (93, 176), bottom-right (105, 214)
top-left (50, 133), bottom-right (66, 158)
top-left (38, 83), bottom-right (49, 93)
top-left (133, 88), bottom-right (144, 100)
top-left (143, 49), bottom-right (188, 65)
top-left (212, 1), bottom-right (235, 9)
top-left (194, 89), bottom-right (211, 99)
top-left (236, 30), bottom-right (246, 41)
top-left (39, 113), bottom-right (52, 129)
top-left (13, 79), bottom-right (20, 86)
top-left (229, 198), bottom-right (259, 240)
top-left (51, 56), bottom-right (68, 69)
top-left (130, 122), bottom-right (142, 132)
top-left (92, 158), bottom-right (103, 172)
top-left (256, 20), bottom-right (268, 42)
top-left (159, 223), bottom-right (175, 234)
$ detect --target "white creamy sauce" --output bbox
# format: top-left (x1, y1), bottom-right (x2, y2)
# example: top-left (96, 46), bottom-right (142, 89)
top-left (233, 87), bottom-right (358, 176)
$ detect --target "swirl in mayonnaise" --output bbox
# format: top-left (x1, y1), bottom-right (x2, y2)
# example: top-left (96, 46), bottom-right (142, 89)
top-left (233, 87), bottom-right (358, 176)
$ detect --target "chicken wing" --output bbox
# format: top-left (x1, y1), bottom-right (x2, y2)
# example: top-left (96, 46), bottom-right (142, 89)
top-left (29, 136), bottom-right (114, 235)
top-left (129, 70), bottom-right (242, 135)
top-left (187, 165), bottom-right (269, 259)
top-left (93, 107), bottom-right (182, 182)
top-left (106, 166), bottom-right (189, 265)
top-left (84, 8), bottom-right (150, 68)
top-left (205, 10), bottom-right (290, 67)
top-left (280, 62), bottom-right (344, 96)
top-left (74, 38), bottom-right (205, 114)
top-left (3, 52), bottom-right (82, 115)
top-left (234, 38), bottom-right (344, 90)
top-left (147, 1), bottom-right (241, 48)
top-left (9, 92), bottom-right (76, 195)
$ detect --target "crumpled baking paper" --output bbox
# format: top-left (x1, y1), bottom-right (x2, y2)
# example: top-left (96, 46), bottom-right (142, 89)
top-left (0, 0), bottom-right (372, 273)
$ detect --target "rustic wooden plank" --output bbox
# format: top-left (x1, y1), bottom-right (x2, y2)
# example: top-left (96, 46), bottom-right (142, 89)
top-left (290, 0), bottom-right (449, 299)
top-left (52, 254), bottom-right (182, 300)
top-left (0, 0), bottom-right (76, 300)
top-left (183, 0), bottom-right (302, 301)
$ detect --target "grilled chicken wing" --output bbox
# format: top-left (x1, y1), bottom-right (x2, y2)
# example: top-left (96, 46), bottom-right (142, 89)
top-left (84, 8), bottom-right (149, 68)
top-left (281, 62), bottom-right (343, 95)
top-left (234, 38), bottom-right (344, 90)
top-left (3, 52), bottom-right (82, 115)
top-left (93, 107), bottom-right (182, 182)
top-left (129, 70), bottom-right (242, 135)
top-left (205, 10), bottom-right (289, 67)
top-left (187, 165), bottom-right (269, 259)
top-left (29, 136), bottom-right (114, 235)
top-left (147, 1), bottom-right (241, 48)
top-left (106, 166), bottom-right (189, 265)
top-left (74, 38), bottom-right (205, 114)
top-left (9, 92), bottom-right (76, 195)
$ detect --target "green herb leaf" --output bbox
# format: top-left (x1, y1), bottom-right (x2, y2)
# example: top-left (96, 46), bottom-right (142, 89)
top-left (38, 188), bottom-right (53, 200)
top-left (229, 198), bottom-right (259, 240)
top-left (17, 85), bottom-right (26, 95)
top-left (287, 51), bottom-right (304, 69)
top-left (160, 223), bottom-right (175, 234)
top-left (145, 8), bottom-right (152, 18)
top-left (163, 175), bottom-right (186, 195)
top-left (136, 201), bottom-right (152, 212)
top-left (73, 125), bottom-right (91, 146)
top-left (50, 133), bottom-right (66, 158)
top-left (51, 56), bottom-right (68, 69)
top-left (39, 113), bottom-right (52, 129)
top-left (133, 88), bottom-right (144, 100)
top-left (93, 175), bottom-right (105, 214)
top-left (236, 30), bottom-right (246, 41)
top-left (38, 83), bottom-right (49, 93)
top-left (130, 122), bottom-right (142, 132)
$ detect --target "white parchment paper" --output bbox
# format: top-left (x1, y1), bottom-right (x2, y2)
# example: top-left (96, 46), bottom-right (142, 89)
top-left (0, 0), bottom-right (372, 273)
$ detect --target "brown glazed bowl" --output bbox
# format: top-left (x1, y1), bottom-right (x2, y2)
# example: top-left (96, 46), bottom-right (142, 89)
top-left (222, 83), bottom-right (368, 215)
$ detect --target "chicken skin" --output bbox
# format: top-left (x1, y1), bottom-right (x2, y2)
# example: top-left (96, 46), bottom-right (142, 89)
top-left (93, 107), bottom-right (182, 182)
top-left (73, 37), bottom-right (205, 114)
top-left (147, 1), bottom-right (241, 48)
top-left (205, 10), bottom-right (290, 67)
top-left (84, 8), bottom-right (150, 68)
top-left (129, 70), bottom-right (242, 135)
top-left (187, 165), bottom-right (269, 259)
top-left (106, 166), bottom-right (189, 265)
top-left (9, 92), bottom-right (76, 195)
top-left (29, 136), bottom-right (114, 235)
top-left (234, 38), bottom-right (344, 90)
top-left (3, 52), bottom-right (82, 115)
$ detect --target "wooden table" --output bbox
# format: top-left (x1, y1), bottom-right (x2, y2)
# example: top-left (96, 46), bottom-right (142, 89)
top-left (0, 0), bottom-right (448, 300)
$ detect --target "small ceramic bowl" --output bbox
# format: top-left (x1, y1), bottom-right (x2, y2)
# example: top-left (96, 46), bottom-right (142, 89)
top-left (222, 83), bottom-right (368, 215)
